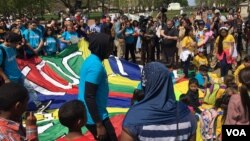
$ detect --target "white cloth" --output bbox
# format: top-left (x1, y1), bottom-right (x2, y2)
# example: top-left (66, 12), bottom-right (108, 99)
top-left (156, 25), bottom-right (162, 38)
top-left (180, 49), bottom-right (193, 62)
top-left (136, 36), bottom-right (142, 49)
top-left (232, 43), bottom-right (238, 58)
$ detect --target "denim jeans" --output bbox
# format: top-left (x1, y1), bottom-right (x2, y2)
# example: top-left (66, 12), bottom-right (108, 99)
top-left (18, 76), bottom-right (40, 107)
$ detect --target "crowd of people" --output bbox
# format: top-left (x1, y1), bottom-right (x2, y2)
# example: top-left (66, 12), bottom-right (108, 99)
top-left (0, 7), bottom-right (250, 141)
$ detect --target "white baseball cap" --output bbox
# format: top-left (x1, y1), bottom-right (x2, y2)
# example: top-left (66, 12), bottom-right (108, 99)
top-left (215, 9), bottom-right (220, 14)
top-left (65, 17), bottom-right (71, 21)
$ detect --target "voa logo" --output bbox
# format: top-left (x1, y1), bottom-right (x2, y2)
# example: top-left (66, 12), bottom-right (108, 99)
top-left (226, 129), bottom-right (247, 136)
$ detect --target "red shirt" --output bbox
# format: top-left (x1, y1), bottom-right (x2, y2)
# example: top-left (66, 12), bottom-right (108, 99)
top-left (57, 136), bottom-right (91, 141)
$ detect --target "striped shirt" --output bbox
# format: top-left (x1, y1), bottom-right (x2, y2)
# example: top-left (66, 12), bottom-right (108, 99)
top-left (0, 118), bottom-right (38, 141)
top-left (125, 113), bottom-right (196, 141)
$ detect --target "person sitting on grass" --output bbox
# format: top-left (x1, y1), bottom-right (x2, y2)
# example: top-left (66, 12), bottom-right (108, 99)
top-left (166, 63), bottom-right (185, 84)
top-left (180, 78), bottom-right (202, 114)
top-left (195, 65), bottom-right (212, 88)
top-left (0, 83), bottom-right (38, 141)
top-left (193, 50), bottom-right (208, 69)
top-left (234, 56), bottom-right (250, 85)
top-left (57, 100), bottom-right (90, 141)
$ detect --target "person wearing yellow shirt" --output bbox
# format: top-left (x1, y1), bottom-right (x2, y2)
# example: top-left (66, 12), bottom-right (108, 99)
top-left (193, 51), bottom-right (208, 69)
top-left (234, 56), bottom-right (250, 85)
top-left (180, 26), bottom-right (196, 78)
top-left (214, 27), bottom-right (235, 77)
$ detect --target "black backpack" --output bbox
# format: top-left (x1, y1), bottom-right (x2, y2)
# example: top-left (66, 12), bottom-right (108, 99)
top-left (0, 46), bottom-right (6, 86)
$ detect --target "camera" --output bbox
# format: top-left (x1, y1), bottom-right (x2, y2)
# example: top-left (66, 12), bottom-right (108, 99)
top-left (159, 7), bottom-right (167, 13)
top-left (139, 16), bottom-right (149, 33)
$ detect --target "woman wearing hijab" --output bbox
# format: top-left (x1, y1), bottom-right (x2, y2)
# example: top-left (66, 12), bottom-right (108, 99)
top-left (121, 62), bottom-right (197, 141)
top-left (78, 33), bottom-right (117, 141)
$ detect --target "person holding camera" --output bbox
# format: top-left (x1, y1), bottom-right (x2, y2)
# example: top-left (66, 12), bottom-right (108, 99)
top-left (161, 20), bottom-right (178, 65)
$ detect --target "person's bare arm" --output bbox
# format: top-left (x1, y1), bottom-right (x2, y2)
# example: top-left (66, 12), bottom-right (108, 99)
top-left (160, 30), bottom-right (167, 38)
top-left (121, 128), bottom-right (134, 141)
top-left (168, 36), bottom-right (178, 40)
top-left (188, 134), bottom-right (196, 141)
top-left (0, 68), bottom-right (10, 83)
top-left (60, 38), bottom-right (71, 44)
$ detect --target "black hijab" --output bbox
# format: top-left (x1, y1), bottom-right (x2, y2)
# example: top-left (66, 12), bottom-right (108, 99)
top-left (88, 33), bottom-right (112, 61)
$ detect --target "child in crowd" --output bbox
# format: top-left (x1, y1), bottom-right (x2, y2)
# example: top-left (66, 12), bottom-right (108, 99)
top-left (204, 25), bottom-right (214, 58)
top-left (131, 89), bottom-right (144, 105)
top-left (43, 26), bottom-right (59, 56)
top-left (0, 83), bottom-right (38, 141)
top-left (193, 50), bottom-right (208, 69)
top-left (180, 78), bottom-right (202, 114)
top-left (195, 65), bottom-right (211, 88)
top-left (57, 100), bottom-right (90, 141)
top-left (166, 63), bottom-right (185, 84)
top-left (234, 56), bottom-right (250, 85)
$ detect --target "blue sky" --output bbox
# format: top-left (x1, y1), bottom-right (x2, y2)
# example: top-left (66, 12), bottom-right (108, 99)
top-left (188, 0), bottom-right (196, 6)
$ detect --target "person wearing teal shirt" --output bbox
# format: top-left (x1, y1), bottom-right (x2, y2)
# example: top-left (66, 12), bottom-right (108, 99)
top-left (22, 20), bottom-right (44, 57)
top-left (15, 19), bottom-right (26, 35)
top-left (60, 25), bottom-right (78, 51)
top-left (37, 24), bottom-right (45, 35)
top-left (195, 65), bottom-right (211, 88)
top-left (0, 41), bottom-right (22, 83)
top-left (78, 33), bottom-right (117, 141)
top-left (124, 21), bottom-right (136, 63)
top-left (0, 32), bottom-right (51, 112)
top-left (43, 27), bottom-right (59, 56)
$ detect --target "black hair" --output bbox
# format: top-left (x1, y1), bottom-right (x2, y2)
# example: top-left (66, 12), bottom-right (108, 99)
top-left (59, 100), bottom-right (86, 129)
top-left (10, 24), bottom-right (18, 31)
top-left (198, 20), bottom-right (205, 25)
top-left (238, 67), bottom-right (250, 120)
top-left (166, 63), bottom-right (173, 69)
top-left (184, 26), bottom-right (193, 37)
top-left (218, 29), bottom-right (228, 55)
top-left (0, 83), bottom-right (29, 111)
top-left (28, 20), bottom-right (37, 25)
top-left (224, 75), bottom-right (236, 87)
top-left (131, 89), bottom-right (144, 105)
top-left (179, 94), bottom-right (190, 105)
top-left (44, 26), bottom-right (55, 39)
top-left (199, 65), bottom-right (209, 72)
top-left (188, 78), bottom-right (199, 87)
top-left (4, 31), bottom-right (22, 43)
top-left (214, 94), bottom-right (231, 123)
top-left (243, 56), bottom-right (250, 62)
top-left (132, 20), bottom-right (139, 27)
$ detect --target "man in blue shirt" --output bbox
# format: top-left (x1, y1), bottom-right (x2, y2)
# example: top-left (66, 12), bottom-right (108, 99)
top-left (78, 33), bottom-right (117, 141)
top-left (15, 19), bottom-right (26, 35)
top-left (0, 32), bottom-right (51, 112)
top-left (89, 19), bottom-right (101, 33)
top-left (0, 32), bottom-right (22, 84)
top-left (22, 20), bottom-right (44, 58)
